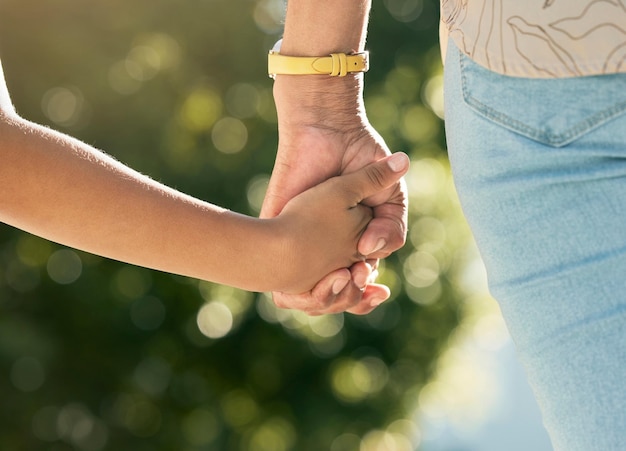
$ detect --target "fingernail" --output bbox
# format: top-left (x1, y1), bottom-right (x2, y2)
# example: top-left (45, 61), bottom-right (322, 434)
top-left (354, 272), bottom-right (368, 290)
top-left (370, 297), bottom-right (386, 307)
top-left (367, 239), bottom-right (386, 255)
top-left (388, 152), bottom-right (409, 172)
top-left (332, 278), bottom-right (349, 295)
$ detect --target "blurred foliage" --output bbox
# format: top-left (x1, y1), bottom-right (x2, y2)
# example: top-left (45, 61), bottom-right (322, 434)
top-left (0, 0), bottom-right (479, 450)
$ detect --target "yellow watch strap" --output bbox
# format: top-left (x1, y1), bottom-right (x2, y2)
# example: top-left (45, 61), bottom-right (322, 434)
top-left (268, 51), bottom-right (369, 78)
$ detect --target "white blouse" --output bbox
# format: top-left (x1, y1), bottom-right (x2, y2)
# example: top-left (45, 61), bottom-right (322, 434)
top-left (440, 0), bottom-right (626, 78)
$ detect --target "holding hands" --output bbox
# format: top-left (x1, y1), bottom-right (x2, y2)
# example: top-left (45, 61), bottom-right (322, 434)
top-left (271, 151), bottom-right (409, 311)
top-left (260, 0), bottom-right (409, 315)
top-left (262, 119), bottom-right (409, 315)
top-left (262, 74), bottom-right (409, 315)
top-left (0, 0), bottom-right (407, 317)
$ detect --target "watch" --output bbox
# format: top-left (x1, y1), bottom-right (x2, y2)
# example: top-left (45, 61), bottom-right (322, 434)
top-left (268, 39), bottom-right (369, 78)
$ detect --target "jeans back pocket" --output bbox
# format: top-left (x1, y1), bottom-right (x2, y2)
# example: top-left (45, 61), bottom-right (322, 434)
top-left (459, 52), bottom-right (626, 147)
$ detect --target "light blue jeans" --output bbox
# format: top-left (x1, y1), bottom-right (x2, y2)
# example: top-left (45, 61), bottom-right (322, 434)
top-left (443, 41), bottom-right (626, 451)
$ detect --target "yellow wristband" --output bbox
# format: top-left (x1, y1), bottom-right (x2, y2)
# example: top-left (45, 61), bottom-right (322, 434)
top-left (268, 50), bottom-right (369, 79)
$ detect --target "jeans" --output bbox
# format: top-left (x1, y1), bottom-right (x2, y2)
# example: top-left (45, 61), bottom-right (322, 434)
top-left (443, 41), bottom-right (626, 451)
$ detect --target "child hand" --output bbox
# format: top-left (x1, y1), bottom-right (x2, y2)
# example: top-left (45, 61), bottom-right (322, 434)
top-left (272, 152), bottom-right (409, 294)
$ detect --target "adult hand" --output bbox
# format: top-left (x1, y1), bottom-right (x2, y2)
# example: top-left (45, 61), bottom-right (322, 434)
top-left (261, 74), bottom-right (408, 315)
top-left (274, 152), bottom-right (409, 297)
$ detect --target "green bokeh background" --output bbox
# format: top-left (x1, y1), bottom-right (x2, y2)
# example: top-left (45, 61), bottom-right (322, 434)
top-left (0, 1), bottom-right (482, 450)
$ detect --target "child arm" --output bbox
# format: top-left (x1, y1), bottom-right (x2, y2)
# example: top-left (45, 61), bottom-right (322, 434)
top-left (0, 111), bottom-right (277, 290)
top-left (0, 97), bottom-right (408, 295)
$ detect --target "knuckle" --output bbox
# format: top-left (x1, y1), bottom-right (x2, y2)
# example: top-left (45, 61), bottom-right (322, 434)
top-left (365, 165), bottom-right (388, 190)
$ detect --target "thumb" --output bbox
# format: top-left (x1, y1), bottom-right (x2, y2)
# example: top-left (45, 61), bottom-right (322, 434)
top-left (342, 152), bottom-right (410, 202)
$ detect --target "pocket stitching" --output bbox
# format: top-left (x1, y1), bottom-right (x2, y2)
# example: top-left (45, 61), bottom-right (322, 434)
top-left (459, 51), bottom-right (626, 147)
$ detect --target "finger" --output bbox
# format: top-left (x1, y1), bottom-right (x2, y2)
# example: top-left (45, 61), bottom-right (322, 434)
top-left (260, 167), bottom-right (297, 219)
top-left (308, 266), bottom-right (376, 314)
top-left (260, 146), bottom-right (336, 219)
top-left (260, 190), bottom-right (291, 219)
top-left (261, 167), bottom-right (309, 219)
top-left (365, 258), bottom-right (379, 272)
top-left (309, 262), bottom-right (371, 315)
top-left (272, 268), bottom-right (350, 311)
top-left (336, 262), bottom-right (385, 315)
top-left (346, 283), bottom-right (390, 315)
top-left (351, 261), bottom-right (372, 290)
top-left (358, 215), bottom-right (407, 258)
top-left (272, 267), bottom-right (365, 315)
top-left (309, 261), bottom-right (381, 315)
top-left (339, 152), bottom-right (409, 203)
top-left (346, 261), bottom-right (388, 315)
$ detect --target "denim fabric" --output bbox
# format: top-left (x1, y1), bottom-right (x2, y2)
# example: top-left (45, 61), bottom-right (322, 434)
top-left (443, 41), bottom-right (626, 451)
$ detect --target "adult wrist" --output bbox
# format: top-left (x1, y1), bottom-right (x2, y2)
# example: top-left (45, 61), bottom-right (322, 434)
top-left (269, 37), bottom-right (366, 121)
top-left (273, 77), bottom-right (366, 132)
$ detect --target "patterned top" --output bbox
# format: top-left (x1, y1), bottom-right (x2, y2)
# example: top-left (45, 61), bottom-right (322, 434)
top-left (440, 0), bottom-right (626, 78)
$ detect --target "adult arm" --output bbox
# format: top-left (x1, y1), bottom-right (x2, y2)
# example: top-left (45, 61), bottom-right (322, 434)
top-left (261, 0), bottom-right (408, 314)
